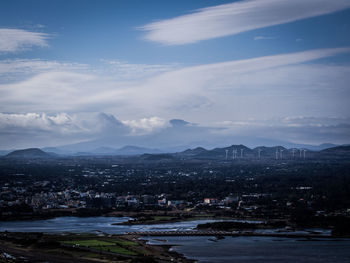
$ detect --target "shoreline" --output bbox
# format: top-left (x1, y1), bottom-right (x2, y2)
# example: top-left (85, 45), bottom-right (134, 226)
top-left (0, 231), bottom-right (197, 263)
top-left (139, 234), bottom-right (350, 263)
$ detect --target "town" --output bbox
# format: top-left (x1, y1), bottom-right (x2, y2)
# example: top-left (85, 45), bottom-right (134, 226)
top-left (1, 153), bottom-right (349, 231)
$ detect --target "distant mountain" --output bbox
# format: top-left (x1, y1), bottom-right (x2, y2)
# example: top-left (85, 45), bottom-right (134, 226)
top-left (321, 145), bottom-right (350, 153)
top-left (3, 143), bottom-right (347, 160)
top-left (253, 146), bottom-right (288, 158)
top-left (41, 147), bottom-right (72, 155)
top-left (176, 144), bottom-right (253, 159)
top-left (0, 150), bottom-right (12, 156)
top-left (181, 147), bottom-right (207, 156)
top-left (317, 145), bottom-right (350, 160)
top-left (314, 143), bottom-right (339, 150)
top-left (175, 144), bottom-right (350, 161)
top-left (5, 148), bottom-right (51, 158)
top-left (116, 145), bottom-right (162, 155)
top-left (40, 145), bottom-right (163, 156)
top-left (83, 145), bottom-right (163, 155)
top-left (291, 143), bottom-right (338, 151)
top-left (92, 146), bottom-right (119, 154)
top-left (176, 144), bottom-right (314, 160)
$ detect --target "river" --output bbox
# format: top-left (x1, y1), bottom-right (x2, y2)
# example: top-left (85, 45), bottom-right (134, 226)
top-left (1, 216), bottom-right (349, 262)
top-left (144, 235), bottom-right (350, 263)
top-left (0, 216), bottom-right (221, 233)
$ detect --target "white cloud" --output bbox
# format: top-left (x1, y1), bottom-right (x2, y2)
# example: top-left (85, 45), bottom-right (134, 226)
top-left (100, 59), bottom-right (179, 80)
top-left (0, 59), bottom-right (89, 83)
top-left (122, 117), bottom-right (169, 134)
top-left (122, 47), bottom-right (350, 121)
top-left (0, 58), bottom-right (176, 84)
top-left (0, 112), bottom-right (85, 133)
top-left (0, 28), bottom-right (50, 53)
top-left (1, 112), bottom-right (349, 149)
top-left (1, 47), bottom-right (349, 121)
top-left (254, 36), bottom-right (277, 41)
top-left (0, 113), bottom-right (165, 137)
top-left (140, 0), bottom-right (350, 45)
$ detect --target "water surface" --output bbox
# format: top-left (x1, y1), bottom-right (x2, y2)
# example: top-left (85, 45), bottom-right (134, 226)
top-left (0, 216), bottom-right (220, 234)
top-left (145, 236), bottom-right (350, 263)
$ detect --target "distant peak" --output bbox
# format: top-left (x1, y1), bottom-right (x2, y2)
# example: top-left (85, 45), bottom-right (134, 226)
top-left (169, 119), bottom-right (190, 126)
top-left (97, 112), bottom-right (123, 126)
top-left (6, 148), bottom-right (50, 158)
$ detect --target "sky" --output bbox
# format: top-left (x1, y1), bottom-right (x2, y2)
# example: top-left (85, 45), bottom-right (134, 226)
top-left (1, 0), bottom-right (350, 150)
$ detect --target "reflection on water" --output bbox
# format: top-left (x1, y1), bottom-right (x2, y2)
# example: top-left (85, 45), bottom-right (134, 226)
top-left (0, 216), bottom-right (220, 234)
top-left (144, 236), bottom-right (350, 263)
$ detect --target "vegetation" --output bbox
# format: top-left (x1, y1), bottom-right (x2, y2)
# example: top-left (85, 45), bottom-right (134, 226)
top-left (61, 239), bottom-right (114, 246)
top-left (0, 232), bottom-right (181, 262)
top-left (61, 239), bottom-right (138, 256)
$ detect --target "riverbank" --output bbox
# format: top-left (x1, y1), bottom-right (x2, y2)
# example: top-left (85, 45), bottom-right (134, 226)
top-left (1, 214), bottom-right (349, 263)
top-left (0, 231), bottom-right (194, 263)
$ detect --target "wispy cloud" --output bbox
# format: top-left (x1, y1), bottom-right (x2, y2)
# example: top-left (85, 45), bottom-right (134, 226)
top-left (140, 0), bottom-right (350, 45)
top-left (99, 59), bottom-right (179, 80)
top-left (215, 116), bottom-right (350, 146)
top-left (0, 59), bottom-right (88, 83)
top-left (254, 36), bottom-right (277, 41)
top-left (0, 28), bottom-right (50, 53)
top-left (1, 47), bottom-right (349, 119)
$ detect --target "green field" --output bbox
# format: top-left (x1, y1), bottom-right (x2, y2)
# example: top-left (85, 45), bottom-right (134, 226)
top-left (152, 216), bottom-right (176, 221)
top-left (61, 239), bottom-right (115, 246)
top-left (96, 246), bottom-right (138, 255)
top-left (60, 239), bottom-right (138, 256)
top-left (113, 239), bottom-right (138, 246)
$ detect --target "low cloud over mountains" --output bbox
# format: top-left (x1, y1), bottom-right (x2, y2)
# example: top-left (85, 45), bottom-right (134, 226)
top-left (0, 112), bottom-right (349, 151)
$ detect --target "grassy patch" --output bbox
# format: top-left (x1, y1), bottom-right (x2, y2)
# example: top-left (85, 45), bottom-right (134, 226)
top-left (61, 239), bottom-right (115, 247)
top-left (113, 239), bottom-right (138, 246)
top-left (153, 216), bottom-right (176, 221)
top-left (61, 238), bottom-right (139, 256)
top-left (96, 245), bottom-right (138, 256)
top-left (83, 253), bottom-right (106, 259)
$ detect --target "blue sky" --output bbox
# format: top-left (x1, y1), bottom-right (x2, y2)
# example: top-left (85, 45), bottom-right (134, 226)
top-left (2, 0), bottom-right (350, 64)
top-left (1, 0), bottom-right (350, 149)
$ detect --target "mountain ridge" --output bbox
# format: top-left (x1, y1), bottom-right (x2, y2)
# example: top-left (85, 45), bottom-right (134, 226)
top-left (5, 148), bottom-right (52, 158)
top-left (3, 143), bottom-right (350, 160)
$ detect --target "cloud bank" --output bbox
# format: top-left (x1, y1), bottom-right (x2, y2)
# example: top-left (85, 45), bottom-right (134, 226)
top-left (1, 112), bottom-right (349, 150)
top-left (141, 0), bottom-right (350, 45)
top-left (1, 48), bottom-right (350, 148)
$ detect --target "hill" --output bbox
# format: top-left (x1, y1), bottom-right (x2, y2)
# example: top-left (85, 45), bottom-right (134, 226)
top-left (321, 145), bottom-right (350, 153)
top-left (5, 148), bottom-right (51, 158)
